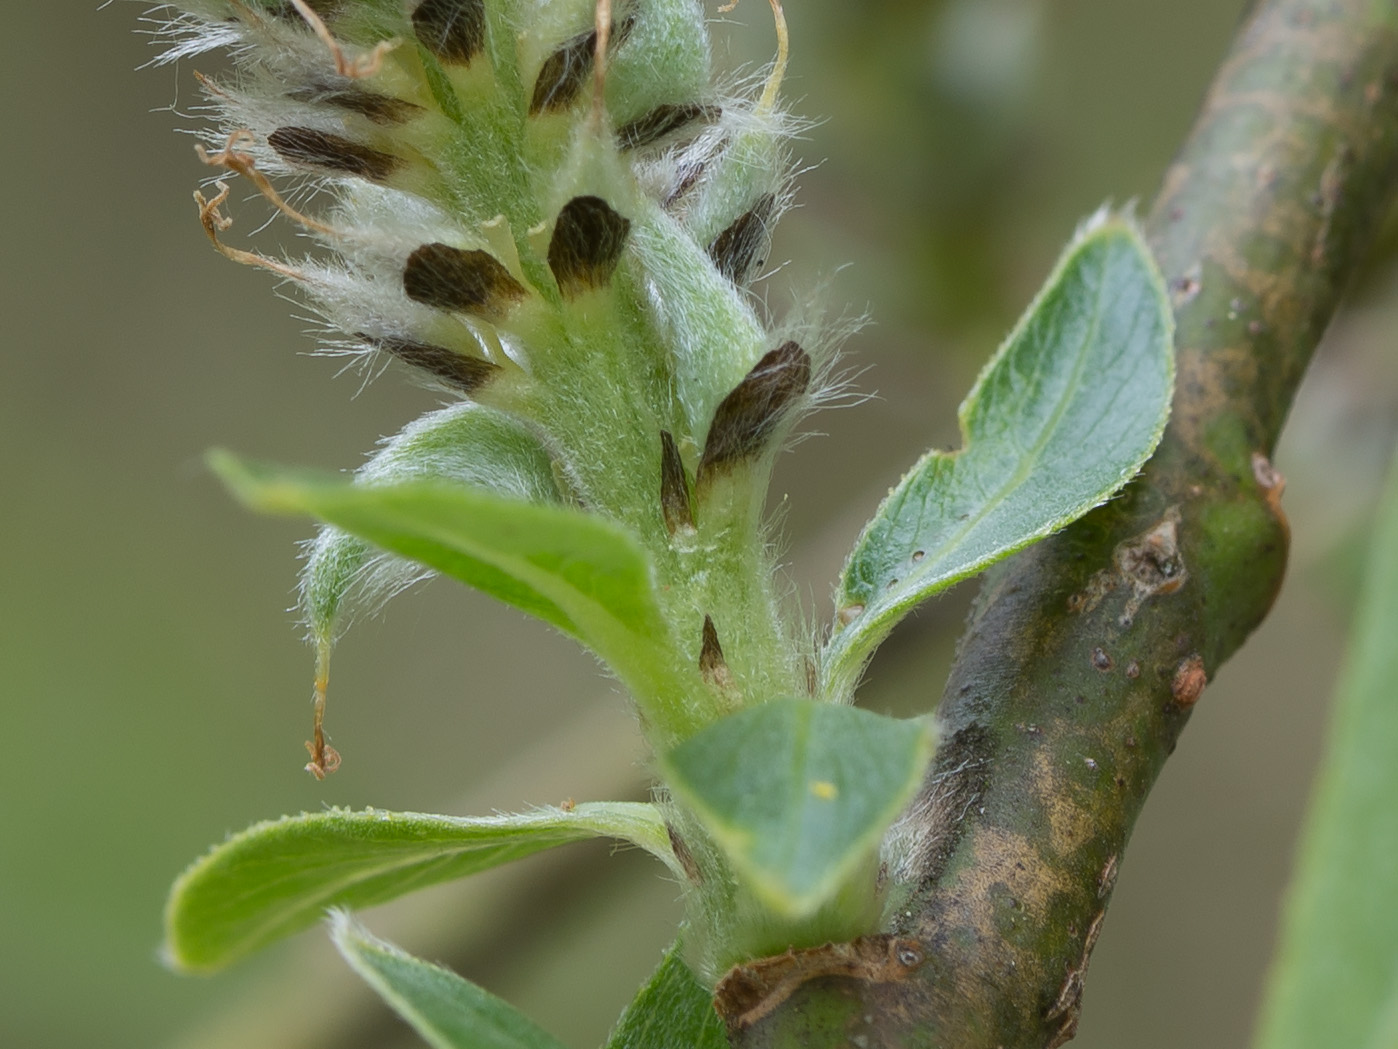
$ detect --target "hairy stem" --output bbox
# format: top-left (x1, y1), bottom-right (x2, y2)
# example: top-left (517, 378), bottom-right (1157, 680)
top-left (726, 0), bottom-right (1398, 1044)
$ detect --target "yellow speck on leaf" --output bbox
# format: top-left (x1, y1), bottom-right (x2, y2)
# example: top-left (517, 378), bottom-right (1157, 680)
top-left (809, 780), bottom-right (838, 800)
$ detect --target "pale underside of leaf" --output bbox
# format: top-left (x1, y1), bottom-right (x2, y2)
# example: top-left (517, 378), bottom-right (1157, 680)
top-left (823, 215), bottom-right (1174, 697)
top-left (166, 802), bottom-right (680, 972)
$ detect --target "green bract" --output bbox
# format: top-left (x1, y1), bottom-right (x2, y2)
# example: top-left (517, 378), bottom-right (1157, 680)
top-left (152, 0), bottom-right (1176, 1044)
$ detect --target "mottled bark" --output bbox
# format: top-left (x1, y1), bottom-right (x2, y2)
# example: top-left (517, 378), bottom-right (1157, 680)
top-left (727, 0), bottom-right (1398, 1045)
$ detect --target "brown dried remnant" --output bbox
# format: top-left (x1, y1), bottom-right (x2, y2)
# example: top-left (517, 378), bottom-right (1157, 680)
top-left (715, 935), bottom-right (926, 1035)
top-left (547, 195), bottom-right (631, 298)
top-left (708, 193), bottom-right (775, 283)
top-left (369, 336), bottom-right (500, 394)
top-left (411, 0), bottom-right (486, 65)
top-left (697, 341), bottom-right (811, 482)
top-left (659, 430), bottom-right (695, 534)
top-left (1090, 647), bottom-right (1113, 672)
top-left (1171, 653), bottom-right (1207, 708)
top-left (403, 243), bottom-right (527, 320)
top-left (616, 101), bottom-right (721, 150)
top-left (268, 126), bottom-right (398, 182)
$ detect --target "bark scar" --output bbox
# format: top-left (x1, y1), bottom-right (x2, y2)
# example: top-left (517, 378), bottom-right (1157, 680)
top-left (1044, 908), bottom-right (1106, 1048)
top-left (714, 935), bottom-right (925, 1035)
top-left (1068, 507), bottom-right (1187, 626)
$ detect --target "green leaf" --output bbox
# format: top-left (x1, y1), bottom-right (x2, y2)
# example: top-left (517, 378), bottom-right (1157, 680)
top-left (210, 451), bottom-right (698, 737)
top-left (824, 214), bottom-right (1174, 696)
top-left (165, 802), bottom-right (680, 972)
top-left (1253, 448), bottom-right (1398, 1049)
top-left (301, 402), bottom-right (561, 640)
top-left (330, 912), bottom-right (569, 1049)
top-left (660, 699), bottom-right (934, 917)
top-left (604, 941), bottom-right (727, 1049)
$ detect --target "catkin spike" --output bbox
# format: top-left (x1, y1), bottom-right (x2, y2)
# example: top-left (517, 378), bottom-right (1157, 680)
top-left (708, 193), bottom-right (775, 283)
top-left (548, 196), bottom-right (632, 298)
top-left (698, 341), bottom-right (811, 482)
top-left (530, 14), bottom-right (637, 115)
top-left (369, 336), bottom-right (501, 394)
top-left (660, 430), bottom-right (695, 534)
top-left (268, 126), bottom-right (398, 182)
top-left (286, 84), bottom-right (423, 125)
top-left (699, 615), bottom-right (732, 689)
top-left (617, 102), bottom-right (720, 151)
top-left (402, 243), bottom-right (528, 320)
top-left (411, 0), bottom-right (486, 65)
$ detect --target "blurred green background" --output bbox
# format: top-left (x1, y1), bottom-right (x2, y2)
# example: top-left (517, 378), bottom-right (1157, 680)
top-left (3, 1), bottom-right (1396, 1047)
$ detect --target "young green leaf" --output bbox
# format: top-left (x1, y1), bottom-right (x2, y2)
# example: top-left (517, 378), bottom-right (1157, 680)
top-left (166, 802), bottom-right (680, 973)
top-left (330, 912), bottom-right (570, 1049)
top-left (1253, 450), bottom-right (1398, 1049)
top-left (660, 699), bottom-right (934, 917)
top-left (210, 451), bottom-right (703, 739)
top-left (823, 214), bottom-right (1174, 696)
top-left (604, 942), bottom-right (728, 1049)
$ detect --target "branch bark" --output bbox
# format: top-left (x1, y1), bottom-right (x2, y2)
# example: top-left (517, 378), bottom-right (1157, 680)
top-left (728, 1), bottom-right (1398, 1045)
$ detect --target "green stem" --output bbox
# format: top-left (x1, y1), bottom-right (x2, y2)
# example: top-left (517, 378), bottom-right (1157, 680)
top-left (726, 0), bottom-right (1398, 1044)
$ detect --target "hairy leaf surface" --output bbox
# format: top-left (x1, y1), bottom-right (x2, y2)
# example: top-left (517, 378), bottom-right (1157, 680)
top-left (166, 803), bottom-right (678, 972)
top-left (824, 216), bottom-right (1174, 695)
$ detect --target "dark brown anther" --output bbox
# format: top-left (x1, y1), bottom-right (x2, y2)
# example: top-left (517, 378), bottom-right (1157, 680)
top-left (659, 430), bottom-right (695, 534)
top-left (267, 126), bottom-right (398, 182)
top-left (699, 615), bottom-right (732, 689)
top-left (369, 336), bottom-right (501, 393)
top-left (403, 243), bottom-right (527, 320)
top-left (411, 0), bottom-right (486, 65)
top-left (707, 193), bottom-right (775, 283)
top-left (288, 85), bottom-right (423, 125)
top-left (616, 102), bottom-right (721, 151)
top-left (698, 341), bottom-right (811, 482)
top-left (547, 196), bottom-right (632, 298)
top-left (529, 14), bottom-right (636, 114)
